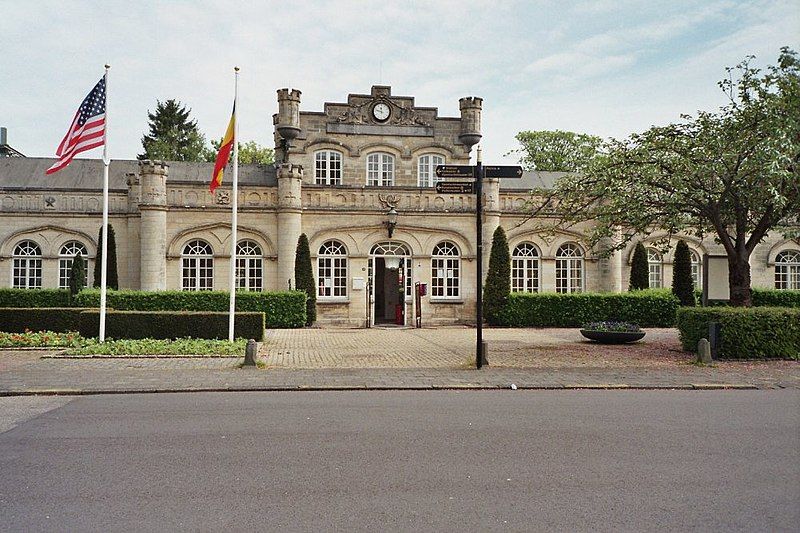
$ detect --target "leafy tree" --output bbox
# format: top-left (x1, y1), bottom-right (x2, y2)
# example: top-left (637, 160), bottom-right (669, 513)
top-left (629, 243), bottom-right (649, 291)
top-left (508, 130), bottom-right (603, 172)
top-left (204, 140), bottom-right (274, 165)
top-left (93, 224), bottom-right (119, 290)
top-left (672, 240), bottom-right (695, 306)
top-left (139, 99), bottom-right (208, 161)
top-left (528, 48), bottom-right (799, 306)
top-left (294, 233), bottom-right (316, 326)
top-left (68, 251), bottom-right (86, 301)
top-left (484, 226), bottom-right (511, 324)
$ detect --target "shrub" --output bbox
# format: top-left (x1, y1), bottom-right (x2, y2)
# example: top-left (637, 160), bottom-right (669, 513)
top-left (294, 233), bottom-right (316, 326)
top-left (93, 223), bottom-right (119, 290)
top-left (68, 251), bottom-right (87, 301)
top-left (498, 289), bottom-right (678, 327)
top-left (752, 289), bottom-right (800, 307)
top-left (676, 306), bottom-right (800, 359)
top-left (0, 308), bottom-right (90, 333)
top-left (582, 321), bottom-right (641, 332)
top-left (0, 289), bottom-right (71, 308)
top-left (629, 243), bottom-right (649, 290)
top-left (484, 226), bottom-right (511, 325)
top-left (0, 330), bottom-right (84, 348)
top-left (77, 310), bottom-right (265, 341)
top-left (74, 289), bottom-right (306, 328)
top-left (672, 240), bottom-right (695, 306)
top-left (66, 337), bottom-right (245, 356)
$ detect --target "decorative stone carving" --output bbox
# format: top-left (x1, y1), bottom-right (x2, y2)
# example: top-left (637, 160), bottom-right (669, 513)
top-left (378, 193), bottom-right (401, 209)
top-left (216, 191), bottom-right (230, 205)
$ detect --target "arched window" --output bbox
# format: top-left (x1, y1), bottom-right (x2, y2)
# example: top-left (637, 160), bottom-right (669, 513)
top-left (367, 152), bottom-right (394, 186)
top-left (12, 240), bottom-right (42, 289)
top-left (418, 153), bottom-right (445, 187)
top-left (511, 243), bottom-right (540, 293)
top-left (58, 241), bottom-right (89, 289)
top-left (690, 250), bottom-right (702, 288)
top-left (775, 250), bottom-right (800, 290)
top-left (315, 150), bottom-right (342, 185)
top-left (181, 239), bottom-right (213, 291)
top-left (318, 240), bottom-right (348, 298)
top-left (555, 243), bottom-right (583, 293)
top-left (236, 240), bottom-right (263, 291)
top-left (431, 241), bottom-right (460, 299)
top-left (647, 248), bottom-right (663, 288)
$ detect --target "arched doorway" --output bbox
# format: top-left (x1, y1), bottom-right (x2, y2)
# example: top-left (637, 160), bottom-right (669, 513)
top-left (369, 241), bottom-right (411, 326)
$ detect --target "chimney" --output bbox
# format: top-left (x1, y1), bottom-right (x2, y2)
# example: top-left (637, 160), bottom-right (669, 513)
top-left (0, 127), bottom-right (7, 146)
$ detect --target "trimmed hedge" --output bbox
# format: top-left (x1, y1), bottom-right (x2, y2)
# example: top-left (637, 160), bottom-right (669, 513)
top-left (77, 310), bottom-right (265, 341)
top-left (0, 307), bottom-right (90, 333)
top-left (497, 289), bottom-right (679, 327)
top-left (74, 289), bottom-right (306, 328)
top-left (0, 289), bottom-right (71, 308)
top-left (752, 289), bottom-right (800, 307)
top-left (676, 307), bottom-right (800, 359)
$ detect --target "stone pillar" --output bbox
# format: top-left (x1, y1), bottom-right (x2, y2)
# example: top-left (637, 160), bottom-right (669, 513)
top-left (277, 163), bottom-right (303, 290)
top-left (138, 160), bottom-right (168, 291)
top-left (482, 177), bottom-right (501, 281)
top-left (598, 234), bottom-right (623, 292)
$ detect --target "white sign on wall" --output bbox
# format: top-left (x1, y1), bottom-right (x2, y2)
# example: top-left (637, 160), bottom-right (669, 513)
top-left (703, 255), bottom-right (730, 304)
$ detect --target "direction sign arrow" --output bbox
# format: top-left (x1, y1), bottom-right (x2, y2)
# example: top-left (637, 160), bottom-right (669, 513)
top-left (435, 181), bottom-right (474, 194)
top-left (435, 165), bottom-right (474, 179)
top-left (485, 165), bottom-right (523, 178)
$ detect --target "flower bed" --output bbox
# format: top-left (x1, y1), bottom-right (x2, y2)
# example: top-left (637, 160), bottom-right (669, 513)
top-left (0, 330), bottom-right (84, 348)
top-left (64, 337), bottom-right (247, 357)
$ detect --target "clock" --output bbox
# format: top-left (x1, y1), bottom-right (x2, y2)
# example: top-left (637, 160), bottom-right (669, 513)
top-left (372, 102), bottom-right (390, 122)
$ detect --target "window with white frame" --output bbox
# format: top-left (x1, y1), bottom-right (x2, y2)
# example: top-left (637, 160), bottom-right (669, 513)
top-left (555, 243), bottom-right (583, 293)
top-left (690, 250), bottom-right (702, 288)
top-left (181, 240), bottom-right (213, 291)
top-left (367, 152), bottom-right (394, 186)
top-left (511, 242), bottom-right (540, 293)
top-left (315, 150), bottom-right (342, 185)
top-left (418, 154), bottom-right (444, 187)
top-left (318, 240), bottom-right (348, 298)
top-left (431, 241), bottom-right (460, 299)
top-left (775, 249), bottom-right (800, 290)
top-left (12, 240), bottom-right (42, 289)
top-left (647, 248), bottom-right (663, 288)
top-left (236, 240), bottom-right (263, 291)
top-left (58, 241), bottom-right (89, 289)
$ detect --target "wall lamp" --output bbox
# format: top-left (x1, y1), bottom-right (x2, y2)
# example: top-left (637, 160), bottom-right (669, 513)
top-left (386, 207), bottom-right (398, 238)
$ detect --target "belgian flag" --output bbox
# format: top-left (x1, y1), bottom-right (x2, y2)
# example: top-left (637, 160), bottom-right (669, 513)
top-left (209, 103), bottom-right (235, 193)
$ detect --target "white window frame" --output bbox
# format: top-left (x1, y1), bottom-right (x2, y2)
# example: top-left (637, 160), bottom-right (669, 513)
top-left (511, 242), bottom-right (540, 293)
top-left (181, 239), bottom-right (214, 291)
top-left (555, 243), bottom-right (584, 293)
top-left (690, 250), bottom-right (702, 289)
top-left (418, 153), bottom-right (445, 187)
top-left (12, 240), bottom-right (42, 289)
top-left (367, 152), bottom-right (394, 186)
top-left (431, 241), bottom-right (460, 299)
top-left (318, 240), bottom-right (348, 299)
top-left (647, 248), bottom-right (663, 288)
top-left (236, 240), bottom-right (263, 291)
top-left (775, 249), bottom-right (800, 290)
top-left (58, 241), bottom-right (89, 289)
top-left (315, 150), bottom-right (342, 185)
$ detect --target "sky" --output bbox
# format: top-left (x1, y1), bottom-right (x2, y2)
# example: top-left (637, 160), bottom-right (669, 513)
top-left (1, 0), bottom-right (798, 166)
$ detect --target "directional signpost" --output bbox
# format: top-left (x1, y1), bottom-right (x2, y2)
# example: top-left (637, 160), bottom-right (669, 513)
top-left (435, 165), bottom-right (475, 180)
top-left (485, 165), bottom-right (523, 179)
top-left (435, 181), bottom-right (474, 194)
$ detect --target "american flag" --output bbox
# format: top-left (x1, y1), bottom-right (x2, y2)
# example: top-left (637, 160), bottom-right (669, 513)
top-left (46, 76), bottom-right (106, 175)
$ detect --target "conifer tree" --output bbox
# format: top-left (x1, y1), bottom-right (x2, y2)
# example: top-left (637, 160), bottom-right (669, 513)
top-left (93, 224), bottom-right (119, 290)
top-left (294, 233), bottom-right (316, 326)
top-left (139, 99), bottom-right (208, 161)
top-left (629, 242), bottom-right (649, 290)
top-left (672, 240), bottom-right (696, 306)
top-left (68, 250), bottom-right (86, 301)
top-left (483, 226), bottom-right (511, 325)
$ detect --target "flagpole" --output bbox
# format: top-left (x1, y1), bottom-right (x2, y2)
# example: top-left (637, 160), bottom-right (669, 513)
top-left (228, 67), bottom-right (240, 342)
top-left (99, 64), bottom-right (110, 343)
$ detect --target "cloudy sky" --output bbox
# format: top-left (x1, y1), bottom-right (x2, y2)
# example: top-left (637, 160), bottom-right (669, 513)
top-left (1, 0), bottom-right (798, 165)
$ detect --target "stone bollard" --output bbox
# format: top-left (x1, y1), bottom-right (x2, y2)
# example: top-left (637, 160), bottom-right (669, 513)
top-left (243, 339), bottom-right (258, 367)
top-left (697, 338), bottom-right (712, 364)
top-left (481, 340), bottom-right (489, 367)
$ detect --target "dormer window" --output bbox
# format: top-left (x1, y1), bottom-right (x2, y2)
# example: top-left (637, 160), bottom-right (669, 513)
top-left (315, 150), bottom-right (342, 185)
top-left (367, 152), bottom-right (394, 186)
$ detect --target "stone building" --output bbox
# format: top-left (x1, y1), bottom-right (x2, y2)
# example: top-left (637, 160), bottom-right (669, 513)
top-left (0, 86), bottom-right (798, 326)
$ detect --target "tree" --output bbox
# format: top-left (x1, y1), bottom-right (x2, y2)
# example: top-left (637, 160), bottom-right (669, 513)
top-left (68, 251), bottom-right (86, 301)
top-left (528, 48), bottom-right (799, 306)
top-left (508, 130), bottom-right (603, 172)
top-left (629, 243), bottom-right (649, 291)
top-left (204, 140), bottom-right (274, 165)
top-left (484, 226), bottom-right (511, 325)
top-left (93, 224), bottom-right (119, 290)
top-left (139, 99), bottom-right (208, 161)
top-left (672, 240), bottom-right (695, 306)
top-left (294, 233), bottom-right (316, 326)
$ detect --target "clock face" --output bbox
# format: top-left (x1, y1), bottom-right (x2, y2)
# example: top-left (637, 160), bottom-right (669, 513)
top-left (372, 103), bottom-right (390, 122)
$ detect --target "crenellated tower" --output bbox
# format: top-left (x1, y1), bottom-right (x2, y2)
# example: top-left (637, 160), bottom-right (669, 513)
top-left (138, 160), bottom-right (169, 291)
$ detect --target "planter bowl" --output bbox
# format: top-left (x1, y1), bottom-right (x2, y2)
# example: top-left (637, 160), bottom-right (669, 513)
top-left (580, 330), bottom-right (646, 344)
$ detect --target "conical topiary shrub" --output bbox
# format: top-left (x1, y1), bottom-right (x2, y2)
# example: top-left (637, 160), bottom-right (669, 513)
top-left (68, 251), bottom-right (86, 302)
top-left (93, 223), bottom-right (119, 290)
top-left (483, 226), bottom-right (511, 325)
top-left (672, 240), bottom-right (696, 306)
top-left (629, 242), bottom-right (649, 291)
top-left (294, 233), bottom-right (316, 326)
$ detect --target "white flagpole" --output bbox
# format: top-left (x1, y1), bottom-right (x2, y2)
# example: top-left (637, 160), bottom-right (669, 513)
top-left (228, 67), bottom-right (240, 342)
top-left (99, 64), bottom-right (110, 343)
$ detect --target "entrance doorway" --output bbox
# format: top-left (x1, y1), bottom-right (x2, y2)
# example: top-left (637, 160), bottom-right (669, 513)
top-left (369, 242), bottom-right (411, 326)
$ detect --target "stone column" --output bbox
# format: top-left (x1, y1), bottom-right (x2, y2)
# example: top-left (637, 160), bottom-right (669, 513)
top-left (482, 177), bottom-right (501, 281)
top-left (138, 160), bottom-right (168, 291)
top-left (598, 233), bottom-right (623, 292)
top-left (277, 163), bottom-right (303, 290)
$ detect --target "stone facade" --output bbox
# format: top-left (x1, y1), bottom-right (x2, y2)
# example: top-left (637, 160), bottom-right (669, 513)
top-left (1, 86), bottom-right (798, 326)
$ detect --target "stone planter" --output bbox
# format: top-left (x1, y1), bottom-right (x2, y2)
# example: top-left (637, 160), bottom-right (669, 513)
top-left (579, 330), bottom-right (646, 344)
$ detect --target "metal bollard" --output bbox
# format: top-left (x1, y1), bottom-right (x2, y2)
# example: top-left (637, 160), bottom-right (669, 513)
top-left (243, 338), bottom-right (257, 366)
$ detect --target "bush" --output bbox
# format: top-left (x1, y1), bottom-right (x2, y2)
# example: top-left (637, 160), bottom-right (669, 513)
top-left (294, 233), bottom-right (316, 326)
top-left (497, 289), bottom-right (679, 327)
top-left (66, 337), bottom-right (246, 356)
top-left (752, 289), bottom-right (800, 307)
top-left (676, 307), bottom-right (800, 359)
top-left (484, 226), bottom-right (511, 325)
top-left (68, 251), bottom-right (87, 302)
top-left (77, 310), bottom-right (265, 341)
top-left (629, 243), bottom-right (649, 290)
top-left (74, 289), bottom-right (306, 328)
top-left (672, 240), bottom-right (695, 306)
top-left (0, 289), bottom-right (71, 308)
top-left (0, 308), bottom-right (90, 333)
top-left (93, 223), bottom-right (119, 290)
top-left (0, 331), bottom-right (84, 348)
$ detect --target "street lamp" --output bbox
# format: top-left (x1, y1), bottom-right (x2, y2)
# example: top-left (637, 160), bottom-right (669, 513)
top-left (386, 207), bottom-right (398, 238)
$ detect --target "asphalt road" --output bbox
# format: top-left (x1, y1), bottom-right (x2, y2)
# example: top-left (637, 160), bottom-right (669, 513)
top-left (1, 390), bottom-right (798, 532)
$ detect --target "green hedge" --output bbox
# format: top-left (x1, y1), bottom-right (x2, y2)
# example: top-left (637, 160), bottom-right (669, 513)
top-left (74, 289), bottom-right (306, 328)
top-left (676, 307), bottom-right (800, 359)
top-left (497, 289), bottom-right (679, 327)
top-left (0, 308), bottom-right (89, 333)
top-left (0, 289), bottom-right (71, 308)
top-left (77, 310), bottom-right (265, 341)
top-left (752, 289), bottom-right (800, 307)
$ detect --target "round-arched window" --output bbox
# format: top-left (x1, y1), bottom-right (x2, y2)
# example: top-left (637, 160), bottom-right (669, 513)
top-left (318, 240), bottom-right (348, 298)
top-left (556, 243), bottom-right (583, 293)
top-left (431, 241), bottom-right (460, 298)
top-left (12, 240), bottom-right (42, 289)
top-left (775, 249), bottom-right (800, 290)
top-left (647, 248), bottom-right (663, 288)
top-left (59, 241), bottom-right (89, 289)
top-left (236, 240), bottom-right (263, 291)
top-left (181, 239), bottom-right (213, 291)
top-left (512, 242), bottom-right (540, 293)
